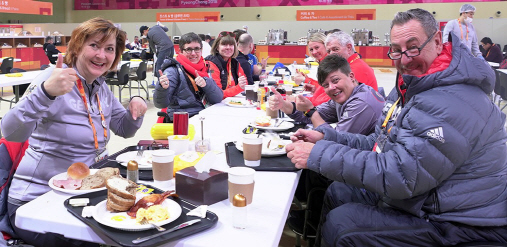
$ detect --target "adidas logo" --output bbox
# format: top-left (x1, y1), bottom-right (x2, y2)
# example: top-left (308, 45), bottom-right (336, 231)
top-left (426, 127), bottom-right (445, 143)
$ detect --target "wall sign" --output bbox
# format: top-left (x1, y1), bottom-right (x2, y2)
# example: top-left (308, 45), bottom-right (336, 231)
top-left (0, 0), bottom-right (52, 15)
top-left (157, 12), bottom-right (221, 22)
top-left (297, 9), bottom-right (375, 21)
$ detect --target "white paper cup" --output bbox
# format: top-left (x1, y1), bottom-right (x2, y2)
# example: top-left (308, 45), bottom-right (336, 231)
top-left (151, 149), bottom-right (175, 188)
top-left (228, 167), bottom-right (255, 205)
top-left (168, 135), bottom-right (190, 155)
top-left (242, 135), bottom-right (262, 167)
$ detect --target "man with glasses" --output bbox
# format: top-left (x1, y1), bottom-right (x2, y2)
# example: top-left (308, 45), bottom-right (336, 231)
top-left (286, 8), bottom-right (507, 246)
top-left (443, 4), bottom-right (482, 57)
top-left (325, 31), bottom-right (378, 92)
top-left (153, 32), bottom-right (223, 122)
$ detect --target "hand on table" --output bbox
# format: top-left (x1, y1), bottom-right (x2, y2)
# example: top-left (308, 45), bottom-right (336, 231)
top-left (290, 129), bottom-right (324, 143)
top-left (129, 96), bottom-right (148, 120)
top-left (238, 75), bottom-right (247, 89)
top-left (295, 95), bottom-right (314, 112)
top-left (43, 54), bottom-right (78, 97)
top-left (159, 70), bottom-right (170, 89)
top-left (195, 70), bottom-right (206, 87)
top-left (286, 140), bottom-right (315, 169)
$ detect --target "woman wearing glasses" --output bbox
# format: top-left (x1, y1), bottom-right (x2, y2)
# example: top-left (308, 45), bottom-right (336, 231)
top-left (205, 31), bottom-right (247, 98)
top-left (154, 32), bottom-right (223, 122)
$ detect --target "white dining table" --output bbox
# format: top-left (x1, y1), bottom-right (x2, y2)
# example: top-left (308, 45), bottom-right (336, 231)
top-left (0, 70), bottom-right (46, 104)
top-left (0, 58), bottom-right (21, 62)
top-left (15, 98), bottom-right (301, 247)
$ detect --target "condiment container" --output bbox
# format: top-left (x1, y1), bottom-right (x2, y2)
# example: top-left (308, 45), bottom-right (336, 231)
top-left (232, 194), bottom-right (247, 229)
top-left (127, 160), bottom-right (139, 183)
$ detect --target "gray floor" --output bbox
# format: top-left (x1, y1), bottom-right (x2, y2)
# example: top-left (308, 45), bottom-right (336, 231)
top-left (0, 66), bottom-right (398, 246)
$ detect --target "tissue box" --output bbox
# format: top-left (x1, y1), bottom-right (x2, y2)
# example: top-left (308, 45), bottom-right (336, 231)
top-left (175, 166), bottom-right (228, 205)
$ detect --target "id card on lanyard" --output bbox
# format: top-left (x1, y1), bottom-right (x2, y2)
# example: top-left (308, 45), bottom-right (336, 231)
top-left (76, 79), bottom-right (109, 162)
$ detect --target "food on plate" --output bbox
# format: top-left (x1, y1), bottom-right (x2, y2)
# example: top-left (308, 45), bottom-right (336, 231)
top-left (255, 116), bottom-right (272, 127)
top-left (95, 167), bottom-right (120, 180)
top-left (228, 100), bottom-right (244, 106)
top-left (106, 175), bottom-right (137, 212)
top-left (135, 205), bottom-right (170, 224)
top-left (266, 139), bottom-right (286, 151)
top-left (127, 190), bottom-right (176, 217)
top-left (67, 162), bottom-right (90, 180)
top-left (80, 174), bottom-right (105, 190)
top-left (52, 178), bottom-right (82, 190)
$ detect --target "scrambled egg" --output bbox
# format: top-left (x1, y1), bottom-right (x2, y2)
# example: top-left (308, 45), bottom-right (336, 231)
top-left (135, 205), bottom-right (170, 224)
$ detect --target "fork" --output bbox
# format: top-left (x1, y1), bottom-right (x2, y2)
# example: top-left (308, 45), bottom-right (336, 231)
top-left (136, 148), bottom-right (144, 160)
top-left (140, 217), bottom-right (166, 231)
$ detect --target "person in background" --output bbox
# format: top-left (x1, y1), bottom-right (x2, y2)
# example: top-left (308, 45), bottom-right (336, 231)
top-left (324, 28), bottom-right (342, 35)
top-left (232, 29), bottom-right (268, 81)
top-left (130, 36), bottom-right (141, 50)
top-left (443, 4), bottom-right (482, 57)
top-left (205, 31), bottom-right (247, 99)
top-left (154, 32), bottom-right (223, 122)
top-left (287, 8), bottom-right (507, 246)
top-left (43, 36), bottom-right (61, 65)
top-left (205, 34), bottom-right (213, 46)
top-left (480, 37), bottom-right (503, 63)
top-left (2, 17), bottom-right (146, 246)
top-left (325, 31), bottom-right (378, 91)
top-left (139, 22), bottom-right (175, 78)
top-left (293, 32), bottom-right (330, 106)
top-left (236, 33), bottom-right (256, 85)
top-left (198, 34), bottom-right (212, 58)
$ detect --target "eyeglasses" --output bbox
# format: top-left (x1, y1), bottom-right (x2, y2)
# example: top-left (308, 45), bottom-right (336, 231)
top-left (182, 47), bottom-right (202, 54)
top-left (219, 31), bottom-right (236, 38)
top-left (387, 31), bottom-right (437, 60)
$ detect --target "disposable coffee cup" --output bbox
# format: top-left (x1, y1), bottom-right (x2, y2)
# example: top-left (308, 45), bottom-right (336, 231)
top-left (283, 84), bottom-right (293, 95)
top-left (242, 135), bottom-right (262, 167)
top-left (245, 85), bottom-right (257, 101)
top-left (228, 167), bottom-right (255, 205)
top-left (151, 149), bottom-right (175, 188)
top-left (168, 135), bottom-right (190, 155)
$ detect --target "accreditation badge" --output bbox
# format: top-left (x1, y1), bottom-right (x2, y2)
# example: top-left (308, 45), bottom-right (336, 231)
top-left (95, 148), bottom-right (109, 163)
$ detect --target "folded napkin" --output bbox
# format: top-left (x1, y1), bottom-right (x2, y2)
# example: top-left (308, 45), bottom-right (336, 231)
top-left (82, 206), bottom-right (95, 218)
top-left (186, 205), bottom-right (207, 218)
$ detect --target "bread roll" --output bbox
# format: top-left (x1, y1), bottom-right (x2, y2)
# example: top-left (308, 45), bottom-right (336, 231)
top-left (67, 162), bottom-right (90, 180)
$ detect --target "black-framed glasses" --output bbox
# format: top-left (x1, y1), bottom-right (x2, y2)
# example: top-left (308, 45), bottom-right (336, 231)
top-left (219, 31), bottom-right (236, 38)
top-left (387, 31), bottom-right (437, 60)
top-left (182, 47), bottom-right (202, 54)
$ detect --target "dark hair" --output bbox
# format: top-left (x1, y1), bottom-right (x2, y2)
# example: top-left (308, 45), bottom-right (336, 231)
top-left (481, 37), bottom-right (493, 45)
top-left (324, 28), bottom-right (342, 35)
top-left (210, 31), bottom-right (238, 57)
top-left (205, 35), bottom-right (211, 40)
top-left (45, 36), bottom-right (53, 42)
top-left (139, 25), bottom-right (149, 36)
top-left (179, 32), bottom-right (203, 50)
top-left (391, 8), bottom-right (437, 39)
top-left (233, 29), bottom-right (247, 43)
top-left (65, 17), bottom-right (126, 72)
top-left (317, 54), bottom-right (351, 86)
top-left (198, 34), bottom-right (206, 41)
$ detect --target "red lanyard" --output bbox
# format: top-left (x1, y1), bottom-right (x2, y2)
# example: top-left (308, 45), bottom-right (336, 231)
top-left (458, 19), bottom-right (469, 41)
top-left (76, 79), bottom-right (107, 149)
top-left (226, 59), bottom-right (234, 88)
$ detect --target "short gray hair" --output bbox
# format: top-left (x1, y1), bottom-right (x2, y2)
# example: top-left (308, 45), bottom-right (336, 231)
top-left (325, 31), bottom-right (355, 51)
top-left (238, 33), bottom-right (253, 48)
top-left (390, 8), bottom-right (437, 39)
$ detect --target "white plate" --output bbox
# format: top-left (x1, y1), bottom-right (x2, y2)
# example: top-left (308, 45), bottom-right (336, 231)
top-left (225, 99), bottom-right (256, 108)
top-left (49, 169), bottom-right (106, 195)
top-left (249, 120), bottom-right (295, 131)
top-left (92, 196), bottom-right (182, 231)
top-left (235, 137), bottom-right (291, 157)
top-left (116, 150), bottom-right (154, 170)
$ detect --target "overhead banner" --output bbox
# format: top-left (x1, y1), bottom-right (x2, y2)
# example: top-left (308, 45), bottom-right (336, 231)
top-left (297, 9), bottom-right (375, 21)
top-left (74, 0), bottom-right (496, 10)
top-left (0, 0), bottom-right (52, 15)
top-left (157, 12), bottom-right (220, 22)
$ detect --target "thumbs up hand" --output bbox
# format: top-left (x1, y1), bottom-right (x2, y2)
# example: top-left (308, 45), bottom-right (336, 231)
top-left (194, 70), bottom-right (206, 87)
top-left (159, 70), bottom-right (170, 89)
top-left (43, 54), bottom-right (78, 97)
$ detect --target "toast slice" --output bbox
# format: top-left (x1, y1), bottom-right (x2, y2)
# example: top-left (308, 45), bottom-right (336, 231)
top-left (107, 191), bottom-right (136, 211)
top-left (95, 167), bottom-right (120, 181)
top-left (79, 174), bottom-right (105, 190)
top-left (106, 175), bottom-right (137, 200)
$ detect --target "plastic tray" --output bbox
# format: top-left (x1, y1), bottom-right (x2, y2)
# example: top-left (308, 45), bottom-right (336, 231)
top-left (91, 146), bottom-right (154, 180)
top-left (225, 142), bottom-right (299, 172)
top-left (64, 185), bottom-right (218, 247)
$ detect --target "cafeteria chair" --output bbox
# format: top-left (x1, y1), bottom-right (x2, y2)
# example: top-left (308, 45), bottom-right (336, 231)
top-left (128, 61), bottom-right (149, 100)
top-left (106, 62), bottom-right (130, 103)
top-left (40, 64), bottom-right (50, 70)
top-left (122, 51), bottom-right (132, 61)
top-left (494, 70), bottom-right (503, 106)
top-left (9, 68), bottom-right (28, 109)
top-left (0, 57), bottom-right (14, 96)
top-left (503, 45), bottom-right (507, 54)
top-left (497, 71), bottom-right (507, 110)
top-left (287, 187), bottom-right (326, 247)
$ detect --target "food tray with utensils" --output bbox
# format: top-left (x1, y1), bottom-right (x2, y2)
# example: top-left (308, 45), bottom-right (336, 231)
top-left (225, 142), bottom-right (299, 172)
top-left (91, 146), bottom-right (155, 180)
top-left (64, 184), bottom-right (218, 247)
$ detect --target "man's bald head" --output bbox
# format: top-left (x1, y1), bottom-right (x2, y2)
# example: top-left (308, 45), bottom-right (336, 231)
top-left (238, 33), bottom-right (254, 54)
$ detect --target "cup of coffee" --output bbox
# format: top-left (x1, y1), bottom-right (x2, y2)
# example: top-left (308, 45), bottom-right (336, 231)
top-left (151, 149), bottom-right (175, 188)
top-left (168, 135), bottom-right (190, 155)
top-left (173, 112), bottom-right (189, 135)
top-left (245, 85), bottom-right (257, 102)
top-left (283, 84), bottom-right (293, 95)
top-left (228, 167), bottom-right (255, 205)
top-left (266, 102), bottom-right (278, 119)
top-left (242, 135), bottom-right (263, 167)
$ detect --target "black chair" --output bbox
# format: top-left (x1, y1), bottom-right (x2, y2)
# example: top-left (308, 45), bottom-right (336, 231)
top-left (122, 51), bottom-right (132, 61)
top-left (7, 68), bottom-right (28, 108)
top-left (140, 50), bottom-right (147, 62)
top-left (287, 187), bottom-right (326, 247)
top-left (40, 64), bottom-right (50, 70)
top-left (496, 70), bottom-right (507, 111)
top-left (494, 70), bottom-right (503, 106)
top-left (128, 61), bottom-right (149, 100)
top-left (503, 45), bottom-right (507, 54)
top-left (106, 62), bottom-right (130, 103)
top-left (0, 57), bottom-right (13, 74)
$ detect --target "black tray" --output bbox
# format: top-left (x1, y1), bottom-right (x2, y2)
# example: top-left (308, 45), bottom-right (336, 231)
top-left (225, 142), bottom-right (299, 172)
top-left (91, 146), bottom-right (154, 180)
top-left (64, 185), bottom-right (218, 247)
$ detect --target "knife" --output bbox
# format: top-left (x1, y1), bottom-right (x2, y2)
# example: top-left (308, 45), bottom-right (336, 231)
top-left (132, 219), bottom-right (201, 244)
